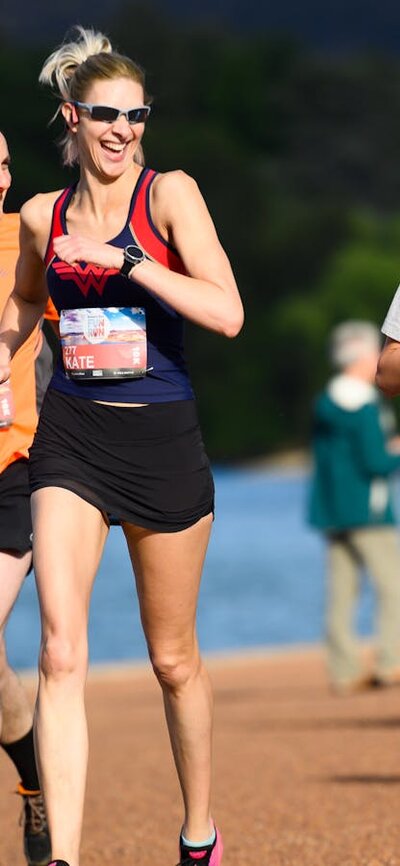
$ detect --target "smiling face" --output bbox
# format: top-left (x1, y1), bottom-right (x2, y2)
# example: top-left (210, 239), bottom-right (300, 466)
top-left (0, 133), bottom-right (11, 216)
top-left (64, 76), bottom-right (147, 181)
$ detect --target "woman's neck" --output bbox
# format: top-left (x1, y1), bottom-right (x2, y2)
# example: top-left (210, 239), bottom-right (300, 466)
top-left (73, 163), bottom-right (141, 219)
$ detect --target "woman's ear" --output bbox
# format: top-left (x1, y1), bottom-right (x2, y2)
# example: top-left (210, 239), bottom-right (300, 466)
top-left (61, 102), bottom-right (79, 130)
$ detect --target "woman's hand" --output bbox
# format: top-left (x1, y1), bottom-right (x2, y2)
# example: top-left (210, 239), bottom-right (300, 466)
top-left (387, 435), bottom-right (400, 454)
top-left (53, 235), bottom-right (124, 271)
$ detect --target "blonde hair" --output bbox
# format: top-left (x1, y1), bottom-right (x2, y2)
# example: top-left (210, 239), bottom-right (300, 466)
top-left (39, 26), bottom-right (148, 167)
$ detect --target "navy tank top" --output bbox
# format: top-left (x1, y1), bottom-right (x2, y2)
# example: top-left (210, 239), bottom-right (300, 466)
top-left (45, 167), bottom-right (194, 402)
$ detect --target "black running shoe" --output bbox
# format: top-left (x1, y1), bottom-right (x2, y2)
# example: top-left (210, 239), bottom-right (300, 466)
top-left (17, 783), bottom-right (51, 866)
top-left (177, 828), bottom-right (223, 865)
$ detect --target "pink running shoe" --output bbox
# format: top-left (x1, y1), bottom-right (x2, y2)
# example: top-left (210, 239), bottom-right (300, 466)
top-left (176, 827), bottom-right (223, 866)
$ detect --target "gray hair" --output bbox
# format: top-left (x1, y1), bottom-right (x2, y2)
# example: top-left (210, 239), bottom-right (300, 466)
top-left (329, 321), bottom-right (381, 369)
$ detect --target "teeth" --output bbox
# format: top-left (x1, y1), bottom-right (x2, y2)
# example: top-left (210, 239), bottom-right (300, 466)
top-left (103, 142), bottom-right (125, 152)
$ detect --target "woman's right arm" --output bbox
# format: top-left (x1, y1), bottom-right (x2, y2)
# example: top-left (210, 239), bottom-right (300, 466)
top-left (0, 196), bottom-right (49, 383)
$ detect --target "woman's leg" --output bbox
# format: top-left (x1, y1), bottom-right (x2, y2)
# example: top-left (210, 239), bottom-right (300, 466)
top-left (122, 513), bottom-right (214, 843)
top-left (0, 551), bottom-right (33, 743)
top-left (351, 526), bottom-right (400, 679)
top-left (32, 487), bottom-right (109, 866)
top-left (326, 533), bottom-right (361, 686)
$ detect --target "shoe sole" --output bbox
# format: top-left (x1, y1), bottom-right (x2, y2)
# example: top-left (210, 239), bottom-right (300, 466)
top-left (210, 829), bottom-right (223, 866)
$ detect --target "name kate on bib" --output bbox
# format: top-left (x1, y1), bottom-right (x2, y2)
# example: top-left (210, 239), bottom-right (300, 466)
top-left (60, 307), bottom-right (147, 380)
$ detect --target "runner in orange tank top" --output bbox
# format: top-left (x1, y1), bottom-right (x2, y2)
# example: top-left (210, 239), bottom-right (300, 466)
top-left (0, 130), bottom-right (52, 866)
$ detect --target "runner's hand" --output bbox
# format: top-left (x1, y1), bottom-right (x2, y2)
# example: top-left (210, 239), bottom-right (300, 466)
top-left (0, 345), bottom-right (11, 384)
top-left (53, 235), bottom-right (124, 271)
top-left (387, 435), bottom-right (400, 454)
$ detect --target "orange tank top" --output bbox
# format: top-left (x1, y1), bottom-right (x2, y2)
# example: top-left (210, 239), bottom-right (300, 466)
top-left (0, 213), bottom-right (42, 472)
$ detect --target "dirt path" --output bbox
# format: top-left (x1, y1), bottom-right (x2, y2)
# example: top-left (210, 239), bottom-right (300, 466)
top-left (1, 647), bottom-right (400, 866)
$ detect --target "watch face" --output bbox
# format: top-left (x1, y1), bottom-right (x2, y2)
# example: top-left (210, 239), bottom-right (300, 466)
top-left (125, 244), bottom-right (144, 262)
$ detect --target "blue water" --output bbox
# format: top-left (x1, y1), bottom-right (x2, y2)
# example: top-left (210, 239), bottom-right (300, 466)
top-left (6, 467), bottom-right (379, 670)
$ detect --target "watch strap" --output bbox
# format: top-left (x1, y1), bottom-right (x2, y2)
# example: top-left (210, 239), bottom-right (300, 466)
top-left (120, 257), bottom-right (135, 277)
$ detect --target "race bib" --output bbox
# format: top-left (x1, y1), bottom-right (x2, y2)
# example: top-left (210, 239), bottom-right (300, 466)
top-left (60, 307), bottom-right (147, 380)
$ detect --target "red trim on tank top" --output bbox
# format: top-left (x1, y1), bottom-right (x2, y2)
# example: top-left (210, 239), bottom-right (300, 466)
top-left (130, 169), bottom-right (186, 274)
top-left (44, 169), bottom-right (186, 276)
top-left (44, 188), bottom-right (72, 269)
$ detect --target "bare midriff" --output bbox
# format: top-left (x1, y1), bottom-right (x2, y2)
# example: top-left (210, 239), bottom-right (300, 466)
top-left (93, 401), bottom-right (149, 407)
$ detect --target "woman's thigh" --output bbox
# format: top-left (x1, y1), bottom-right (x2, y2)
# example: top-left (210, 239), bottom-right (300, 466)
top-left (32, 487), bottom-right (109, 635)
top-left (0, 551), bottom-right (32, 631)
top-left (122, 513), bottom-right (213, 650)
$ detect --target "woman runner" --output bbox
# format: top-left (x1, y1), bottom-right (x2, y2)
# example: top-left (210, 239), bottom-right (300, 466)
top-left (0, 26), bottom-right (244, 866)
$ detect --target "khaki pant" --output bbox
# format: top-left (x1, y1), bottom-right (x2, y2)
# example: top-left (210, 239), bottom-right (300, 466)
top-left (326, 526), bottom-right (400, 685)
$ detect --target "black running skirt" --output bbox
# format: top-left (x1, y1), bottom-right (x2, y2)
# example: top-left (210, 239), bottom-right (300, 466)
top-left (29, 389), bottom-right (215, 532)
top-left (0, 458), bottom-right (32, 553)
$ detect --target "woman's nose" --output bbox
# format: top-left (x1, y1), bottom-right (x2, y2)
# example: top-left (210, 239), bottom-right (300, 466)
top-left (111, 114), bottom-right (132, 135)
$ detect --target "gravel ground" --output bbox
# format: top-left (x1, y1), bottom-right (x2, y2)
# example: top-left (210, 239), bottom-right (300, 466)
top-left (1, 647), bottom-right (400, 866)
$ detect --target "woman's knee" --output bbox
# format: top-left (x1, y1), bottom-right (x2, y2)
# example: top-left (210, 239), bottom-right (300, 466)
top-left (150, 647), bottom-right (200, 691)
top-left (39, 632), bottom-right (88, 681)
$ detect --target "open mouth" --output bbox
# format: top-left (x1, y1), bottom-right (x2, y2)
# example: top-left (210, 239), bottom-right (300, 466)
top-left (101, 141), bottom-right (131, 156)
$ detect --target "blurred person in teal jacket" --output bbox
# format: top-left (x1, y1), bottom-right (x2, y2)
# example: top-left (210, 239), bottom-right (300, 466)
top-left (309, 320), bottom-right (400, 693)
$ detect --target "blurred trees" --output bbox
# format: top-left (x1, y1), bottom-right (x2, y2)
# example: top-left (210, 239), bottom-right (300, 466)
top-left (2, 5), bottom-right (400, 459)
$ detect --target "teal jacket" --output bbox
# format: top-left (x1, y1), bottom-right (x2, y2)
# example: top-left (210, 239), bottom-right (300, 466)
top-left (308, 375), bottom-right (400, 532)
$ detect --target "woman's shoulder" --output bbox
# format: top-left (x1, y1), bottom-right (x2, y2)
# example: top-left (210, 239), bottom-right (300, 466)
top-left (151, 168), bottom-right (200, 199)
top-left (150, 170), bottom-right (203, 224)
top-left (20, 189), bottom-right (67, 232)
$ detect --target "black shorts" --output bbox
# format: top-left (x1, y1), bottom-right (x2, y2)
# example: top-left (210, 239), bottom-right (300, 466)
top-left (29, 389), bottom-right (215, 532)
top-left (0, 458), bottom-right (32, 553)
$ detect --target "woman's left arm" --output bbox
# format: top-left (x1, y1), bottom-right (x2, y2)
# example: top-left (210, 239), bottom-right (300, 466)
top-left (138, 170), bottom-right (244, 337)
top-left (53, 171), bottom-right (244, 338)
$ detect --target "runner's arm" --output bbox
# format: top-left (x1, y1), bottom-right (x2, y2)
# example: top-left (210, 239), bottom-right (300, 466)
top-left (0, 197), bottom-right (49, 381)
top-left (376, 338), bottom-right (400, 397)
top-left (52, 171), bottom-right (244, 338)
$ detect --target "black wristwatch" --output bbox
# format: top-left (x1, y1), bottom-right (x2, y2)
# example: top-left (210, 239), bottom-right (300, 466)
top-left (120, 244), bottom-right (147, 277)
